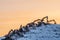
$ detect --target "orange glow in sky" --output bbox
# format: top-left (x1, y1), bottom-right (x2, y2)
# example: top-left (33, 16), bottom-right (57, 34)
top-left (0, 0), bottom-right (60, 37)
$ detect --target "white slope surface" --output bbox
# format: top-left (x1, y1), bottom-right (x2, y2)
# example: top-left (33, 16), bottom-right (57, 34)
top-left (0, 24), bottom-right (60, 40)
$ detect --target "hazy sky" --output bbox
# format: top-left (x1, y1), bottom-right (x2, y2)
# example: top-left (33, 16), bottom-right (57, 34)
top-left (0, 0), bottom-right (60, 36)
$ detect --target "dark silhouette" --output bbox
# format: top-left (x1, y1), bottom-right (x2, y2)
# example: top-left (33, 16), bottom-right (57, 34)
top-left (24, 25), bottom-right (30, 32)
top-left (41, 16), bottom-right (48, 23)
top-left (3, 28), bottom-right (24, 40)
top-left (2, 36), bottom-right (13, 40)
top-left (33, 19), bottom-right (41, 27)
top-left (19, 25), bottom-right (27, 34)
top-left (26, 22), bottom-right (37, 30)
top-left (1, 16), bottom-right (57, 40)
top-left (4, 29), bottom-right (13, 37)
top-left (37, 16), bottom-right (48, 27)
top-left (33, 19), bottom-right (41, 23)
top-left (26, 22), bottom-right (34, 27)
top-left (48, 19), bottom-right (56, 24)
top-left (11, 29), bottom-right (24, 37)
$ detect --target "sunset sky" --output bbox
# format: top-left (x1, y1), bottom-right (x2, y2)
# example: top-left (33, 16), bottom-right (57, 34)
top-left (0, 0), bottom-right (60, 37)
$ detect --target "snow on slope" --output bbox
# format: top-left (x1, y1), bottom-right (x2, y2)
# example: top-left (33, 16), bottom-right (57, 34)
top-left (0, 24), bottom-right (60, 40)
top-left (17, 24), bottom-right (60, 40)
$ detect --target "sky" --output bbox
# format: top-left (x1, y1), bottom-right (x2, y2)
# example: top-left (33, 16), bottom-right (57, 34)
top-left (0, 0), bottom-right (60, 36)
